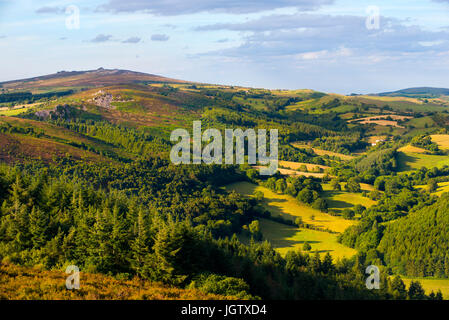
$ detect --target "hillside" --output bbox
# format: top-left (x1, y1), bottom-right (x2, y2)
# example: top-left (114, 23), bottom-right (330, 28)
top-left (0, 262), bottom-right (234, 300)
top-left (378, 194), bottom-right (449, 277)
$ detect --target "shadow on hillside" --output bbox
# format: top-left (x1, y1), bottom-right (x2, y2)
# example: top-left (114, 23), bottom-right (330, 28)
top-left (323, 191), bottom-right (354, 209)
top-left (260, 219), bottom-right (329, 253)
top-left (397, 152), bottom-right (419, 171)
top-left (314, 249), bottom-right (332, 255)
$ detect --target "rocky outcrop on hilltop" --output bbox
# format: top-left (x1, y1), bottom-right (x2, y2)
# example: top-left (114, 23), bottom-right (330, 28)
top-left (91, 90), bottom-right (114, 109)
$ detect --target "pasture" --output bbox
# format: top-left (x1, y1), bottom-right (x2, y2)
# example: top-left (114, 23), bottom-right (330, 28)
top-left (291, 143), bottom-right (355, 160)
top-left (278, 160), bottom-right (329, 172)
top-left (431, 135), bottom-right (449, 150)
top-left (226, 181), bottom-right (355, 233)
top-left (258, 219), bottom-right (357, 260)
top-left (322, 185), bottom-right (377, 214)
top-left (397, 145), bottom-right (428, 154)
top-left (348, 115), bottom-right (412, 128)
top-left (415, 181), bottom-right (449, 196)
top-left (402, 277), bottom-right (449, 299)
top-left (261, 167), bottom-right (326, 178)
top-left (0, 103), bottom-right (40, 116)
top-left (396, 151), bottom-right (449, 171)
top-left (407, 116), bottom-right (435, 129)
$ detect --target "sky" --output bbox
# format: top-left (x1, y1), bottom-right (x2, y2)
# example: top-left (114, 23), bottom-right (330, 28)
top-left (0, 0), bottom-right (448, 94)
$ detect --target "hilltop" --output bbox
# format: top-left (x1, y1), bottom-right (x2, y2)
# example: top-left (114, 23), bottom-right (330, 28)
top-left (0, 68), bottom-right (188, 93)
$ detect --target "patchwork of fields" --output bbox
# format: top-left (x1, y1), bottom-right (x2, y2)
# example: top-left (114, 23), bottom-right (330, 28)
top-left (226, 181), bottom-right (364, 260)
top-left (226, 181), bottom-right (355, 233)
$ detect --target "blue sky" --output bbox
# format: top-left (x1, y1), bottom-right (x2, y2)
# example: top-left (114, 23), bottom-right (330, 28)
top-left (0, 0), bottom-right (448, 93)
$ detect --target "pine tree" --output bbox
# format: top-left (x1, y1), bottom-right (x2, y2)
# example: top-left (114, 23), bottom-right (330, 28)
top-left (89, 208), bottom-right (114, 273)
top-left (444, 254), bottom-right (449, 277)
top-left (111, 205), bottom-right (130, 272)
top-left (322, 252), bottom-right (334, 274)
top-left (131, 208), bottom-right (150, 275)
top-left (13, 203), bottom-right (31, 249)
top-left (389, 276), bottom-right (407, 300)
top-left (408, 281), bottom-right (426, 300)
top-left (147, 219), bottom-right (185, 285)
top-left (10, 174), bottom-right (28, 210)
top-left (29, 206), bottom-right (49, 248)
top-left (311, 252), bottom-right (321, 274)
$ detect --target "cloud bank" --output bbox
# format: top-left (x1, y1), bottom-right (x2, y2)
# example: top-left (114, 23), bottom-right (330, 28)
top-left (99, 0), bottom-right (334, 15)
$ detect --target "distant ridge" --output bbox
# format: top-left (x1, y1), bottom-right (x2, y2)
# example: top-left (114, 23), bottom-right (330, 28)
top-left (373, 87), bottom-right (449, 98)
top-left (0, 68), bottom-right (187, 91)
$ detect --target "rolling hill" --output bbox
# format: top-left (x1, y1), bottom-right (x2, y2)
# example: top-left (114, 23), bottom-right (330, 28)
top-left (0, 68), bottom-right (188, 93)
top-left (374, 87), bottom-right (449, 98)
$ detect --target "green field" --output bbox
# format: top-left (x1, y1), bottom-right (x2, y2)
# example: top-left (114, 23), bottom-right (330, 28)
top-left (431, 134), bottom-right (449, 150)
top-left (291, 143), bottom-right (355, 160)
top-left (415, 181), bottom-right (449, 196)
top-left (402, 277), bottom-right (449, 299)
top-left (396, 151), bottom-right (449, 171)
top-left (322, 184), bottom-right (377, 214)
top-left (406, 116), bottom-right (435, 129)
top-left (0, 107), bottom-right (30, 116)
top-left (226, 182), bottom-right (355, 233)
top-left (258, 219), bottom-right (357, 260)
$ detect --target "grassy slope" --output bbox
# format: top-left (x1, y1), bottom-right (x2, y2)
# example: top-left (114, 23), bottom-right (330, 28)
top-left (258, 219), bottom-right (356, 260)
top-left (291, 143), bottom-right (355, 160)
top-left (226, 182), bottom-right (357, 260)
top-left (431, 134), bottom-right (449, 150)
top-left (415, 181), bottom-right (449, 196)
top-left (0, 133), bottom-right (108, 164)
top-left (0, 107), bottom-right (34, 116)
top-left (397, 145), bottom-right (428, 154)
top-left (278, 160), bottom-right (329, 171)
top-left (226, 181), bottom-right (355, 233)
top-left (322, 183), bottom-right (377, 214)
top-left (45, 84), bottom-right (202, 128)
top-left (396, 152), bottom-right (449, 172)
top-left (0, 117), bottom-right (122, 164)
